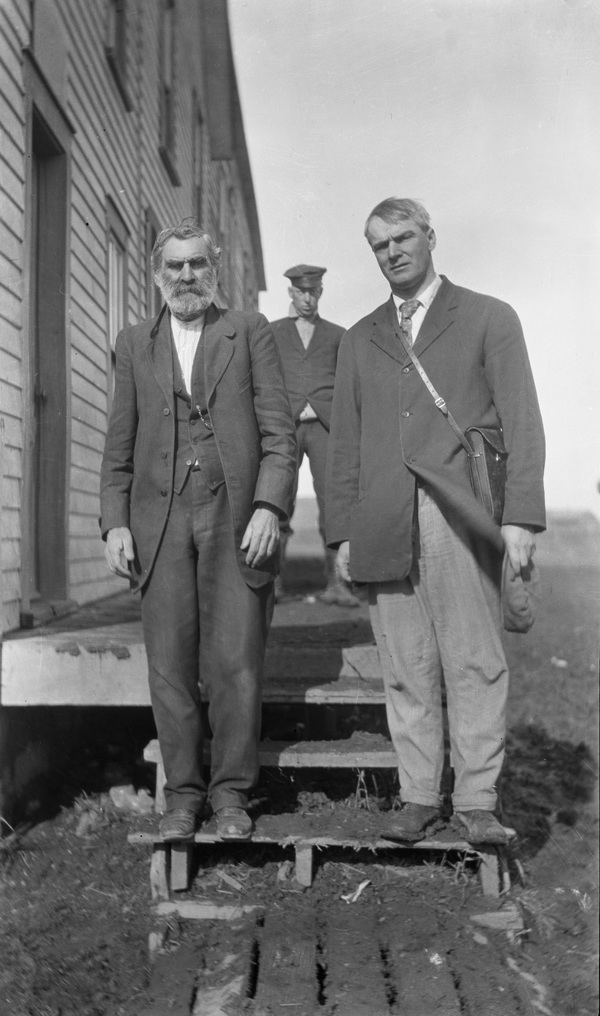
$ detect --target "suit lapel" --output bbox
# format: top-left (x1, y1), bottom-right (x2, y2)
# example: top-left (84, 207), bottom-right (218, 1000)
top-left (412, 276), bottom-right (458, 356)
top-left (371, 277), bottom-right (459, 365)
top-left (370, 298), bottom-right (405, 364)
top-left (146, 307), bottom-right (175, 408)
top-left (305, 317), bottom-right (328, 356)
top-left (202, 304), bottom-right (235, 398)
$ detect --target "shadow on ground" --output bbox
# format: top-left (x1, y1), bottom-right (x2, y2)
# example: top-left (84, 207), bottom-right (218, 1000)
top-left (503, 722), bottom-right (597, 858)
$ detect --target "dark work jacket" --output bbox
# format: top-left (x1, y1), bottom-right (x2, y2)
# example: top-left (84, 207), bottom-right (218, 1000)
top-left (325, 277), bottom-right (546, 583)
top-left (100, 305), bottom-right (297, 591)
top-left (270, 316), bottom-right (345, 429)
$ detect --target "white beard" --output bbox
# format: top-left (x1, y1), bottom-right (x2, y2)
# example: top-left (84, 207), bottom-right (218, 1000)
top-left (158, 270), bottom-right (218, 321)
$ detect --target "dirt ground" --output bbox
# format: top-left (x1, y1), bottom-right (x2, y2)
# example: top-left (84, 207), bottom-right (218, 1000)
top-left (0, 516), bottom-right (598, 1016)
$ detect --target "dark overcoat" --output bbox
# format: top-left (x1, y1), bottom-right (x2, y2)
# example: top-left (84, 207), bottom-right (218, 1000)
top-left (270, 316), bottom-right (344, 428)
top-left (100, 305), bottom-right (297, 591)
top-left (325, 276), bottom-right (546, 582)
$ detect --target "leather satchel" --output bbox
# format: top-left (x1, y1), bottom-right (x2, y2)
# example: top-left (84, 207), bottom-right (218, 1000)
top-left (395, 328), bottom-right (507, 524)
top-left (396, 328), bottom-right (538, 632)
top-left (464, 426), bottom-right (507, 526)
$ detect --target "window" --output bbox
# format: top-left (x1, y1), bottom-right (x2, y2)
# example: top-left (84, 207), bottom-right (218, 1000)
top-left (106, 198), bottom-right (129, 394)
top-left (193, 107), bottom-right (204, 223)
top-left (145, 207), bottom-right (163, 318)
top-left (105, 0), bottom-right (132, 110)
top-left (158, 0), bottom-right (179, 184)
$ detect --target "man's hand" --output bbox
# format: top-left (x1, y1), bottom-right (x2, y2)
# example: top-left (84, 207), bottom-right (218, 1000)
top-left (241, 507), bottom-right (280, 568)
top-left (105, 527), bottom-right (135, 578)
top-left (336, 541), bottom-right (352, 583)
top-left (501, 524), bottom-right (536, 574)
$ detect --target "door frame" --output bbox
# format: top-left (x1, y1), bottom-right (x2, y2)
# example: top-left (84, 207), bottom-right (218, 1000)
top-left (21, 51), bottom-right (75, 624)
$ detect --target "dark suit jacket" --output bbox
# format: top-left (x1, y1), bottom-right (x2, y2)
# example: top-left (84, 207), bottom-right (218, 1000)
top-left (100, 305), bottom-right (297, 591)
top-left (270, 316), bottom-right (344, 429)
top-left (325, 276), bottom-right (546, 582)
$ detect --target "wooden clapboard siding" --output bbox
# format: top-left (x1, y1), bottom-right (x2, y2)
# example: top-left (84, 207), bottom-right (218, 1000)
top-left (0, 1), bottom-right (27, 632)
top-left (0, 0), bottom-right (265, 635)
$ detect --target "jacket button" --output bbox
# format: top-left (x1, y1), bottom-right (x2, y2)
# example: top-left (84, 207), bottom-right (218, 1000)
top-left (163, 408), bottom-right (170, 416)
top-left (161, 451), bottom-right (167, 459)
top-left (401, 411), bottom-right (411, 418)
top-left (161, 489), bottom-right (168, 496)
top-left (186, 459), bottom-right (192, 466)
top-left (402, 367), bottom-right (410, 374)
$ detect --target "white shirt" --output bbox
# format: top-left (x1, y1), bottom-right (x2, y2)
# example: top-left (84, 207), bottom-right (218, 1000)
top-left (392, 274), bottom-right (442, 342)
top-left (171, 314), bottom-right (204, 395)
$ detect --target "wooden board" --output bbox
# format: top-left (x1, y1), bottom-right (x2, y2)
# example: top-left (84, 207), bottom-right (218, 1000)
top-left (1, 627), bottom-right (384, 706)
top-left (324, 909), bottom-right (391, 1015)
top-left (144, 736), bottom-right (397, 770)
top-left (253, 912), bottom-right (319, 1014)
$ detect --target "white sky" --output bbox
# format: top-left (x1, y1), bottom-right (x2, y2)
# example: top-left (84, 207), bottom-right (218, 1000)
top-left (229, 0), bottom-right (600, 515)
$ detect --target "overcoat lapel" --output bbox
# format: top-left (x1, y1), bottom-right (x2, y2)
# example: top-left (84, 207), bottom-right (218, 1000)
top-left (202, 304), bottom-right (235, 398)
top-left (146, 307), bottom-right (175, 409)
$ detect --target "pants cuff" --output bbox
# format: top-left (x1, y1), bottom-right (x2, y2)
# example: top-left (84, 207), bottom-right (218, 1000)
top-left (400, 791), bottom-right (443, 808)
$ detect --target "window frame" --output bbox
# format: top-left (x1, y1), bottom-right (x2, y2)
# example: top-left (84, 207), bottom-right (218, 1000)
top-left (105, 0), bottom-right (132, 111)
top-left (105, 197), bottom-right (129, 401)
top-left (158, 0), bottom-right (180, 184)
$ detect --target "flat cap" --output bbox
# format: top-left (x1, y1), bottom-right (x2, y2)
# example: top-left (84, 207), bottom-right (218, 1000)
top-left (284, 264), bottom-right (327, 286)
top-left (502, 555), bottom-right (541, 634)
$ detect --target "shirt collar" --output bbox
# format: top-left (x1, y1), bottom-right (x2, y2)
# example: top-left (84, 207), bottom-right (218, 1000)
top-left (392, 274), bottom-right (442, 314)
top-left (171, 312), bottom-right (205, 337)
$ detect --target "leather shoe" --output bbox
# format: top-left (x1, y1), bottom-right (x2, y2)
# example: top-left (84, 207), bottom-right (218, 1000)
top-left (382, 802), bottom-right (443, 842)
top-left (159, 808), bottom-right (197, 842)
top-left (456, 810), bottom-right (515, 845)
top-left (215, 807), bottom-right (253, 841)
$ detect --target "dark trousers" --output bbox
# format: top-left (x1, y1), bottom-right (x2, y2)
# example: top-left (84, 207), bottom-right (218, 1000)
top-left (140, 471), bottom-right (273, 814)
top-left (281, 418), bottom-right (329, 543)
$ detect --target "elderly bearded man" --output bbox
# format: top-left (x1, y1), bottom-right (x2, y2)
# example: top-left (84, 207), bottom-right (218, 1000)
top-left (326, 198), bottom-right (545, 845)
top-left (100, 221), bottom-right (297, 842)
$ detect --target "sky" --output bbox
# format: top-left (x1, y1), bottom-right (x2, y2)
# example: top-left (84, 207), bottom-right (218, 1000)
top-left (229, 0), bottom-right (599, 514)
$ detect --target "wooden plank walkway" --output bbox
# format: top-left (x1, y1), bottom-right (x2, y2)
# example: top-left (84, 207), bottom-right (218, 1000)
top-left (146, 897), bottom-right (533, 1015)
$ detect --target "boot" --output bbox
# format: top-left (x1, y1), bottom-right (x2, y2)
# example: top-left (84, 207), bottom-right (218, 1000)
top-left (318, 549), bottom-right (360, 607)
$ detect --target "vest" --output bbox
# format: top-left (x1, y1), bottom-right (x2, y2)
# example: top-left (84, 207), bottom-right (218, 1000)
top-left (172, 337), bottom-right (226, 494)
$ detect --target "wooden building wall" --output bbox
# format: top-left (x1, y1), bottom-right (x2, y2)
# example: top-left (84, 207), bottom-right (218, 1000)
top-left (0, 0), bottom-right (265, 634)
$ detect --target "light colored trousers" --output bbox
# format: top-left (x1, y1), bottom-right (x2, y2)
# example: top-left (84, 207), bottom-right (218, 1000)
top-left (368, 486), bottom-right (507, 811)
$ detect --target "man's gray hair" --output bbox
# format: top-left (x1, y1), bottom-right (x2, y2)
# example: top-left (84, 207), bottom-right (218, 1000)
top-left (151, 218), bottom-right (222, 276)
top-left (364, 198), bottom-right (431, 237)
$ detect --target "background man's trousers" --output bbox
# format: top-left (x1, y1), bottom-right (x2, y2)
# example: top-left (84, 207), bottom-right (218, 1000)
top-left (368, 485), bottom-right (508, 812)
top-left (140, 471), bottom-right (273, 815)
top-left (280, 418), bottom-right (328, 543)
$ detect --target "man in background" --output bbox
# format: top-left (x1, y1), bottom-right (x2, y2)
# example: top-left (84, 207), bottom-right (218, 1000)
top-left (101, 220), bottom-right (296, 843)
top-left (327, 198), bottom-right (545, 844)
top-left (271, 264), bottom-right (358, 607)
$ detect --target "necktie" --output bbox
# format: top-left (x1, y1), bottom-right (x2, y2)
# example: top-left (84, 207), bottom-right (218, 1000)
top-left (399, 299), bottom-right (420, 346)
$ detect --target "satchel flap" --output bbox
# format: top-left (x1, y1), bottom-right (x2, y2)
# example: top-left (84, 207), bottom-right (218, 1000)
top-left (465, 426), bottom-right (507, 457)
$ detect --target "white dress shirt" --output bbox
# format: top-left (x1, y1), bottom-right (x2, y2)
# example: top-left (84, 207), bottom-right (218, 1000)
top-left (392, 274), bottom-right (442, 342)
top-left (171, 314), bottom-right (204, 395)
